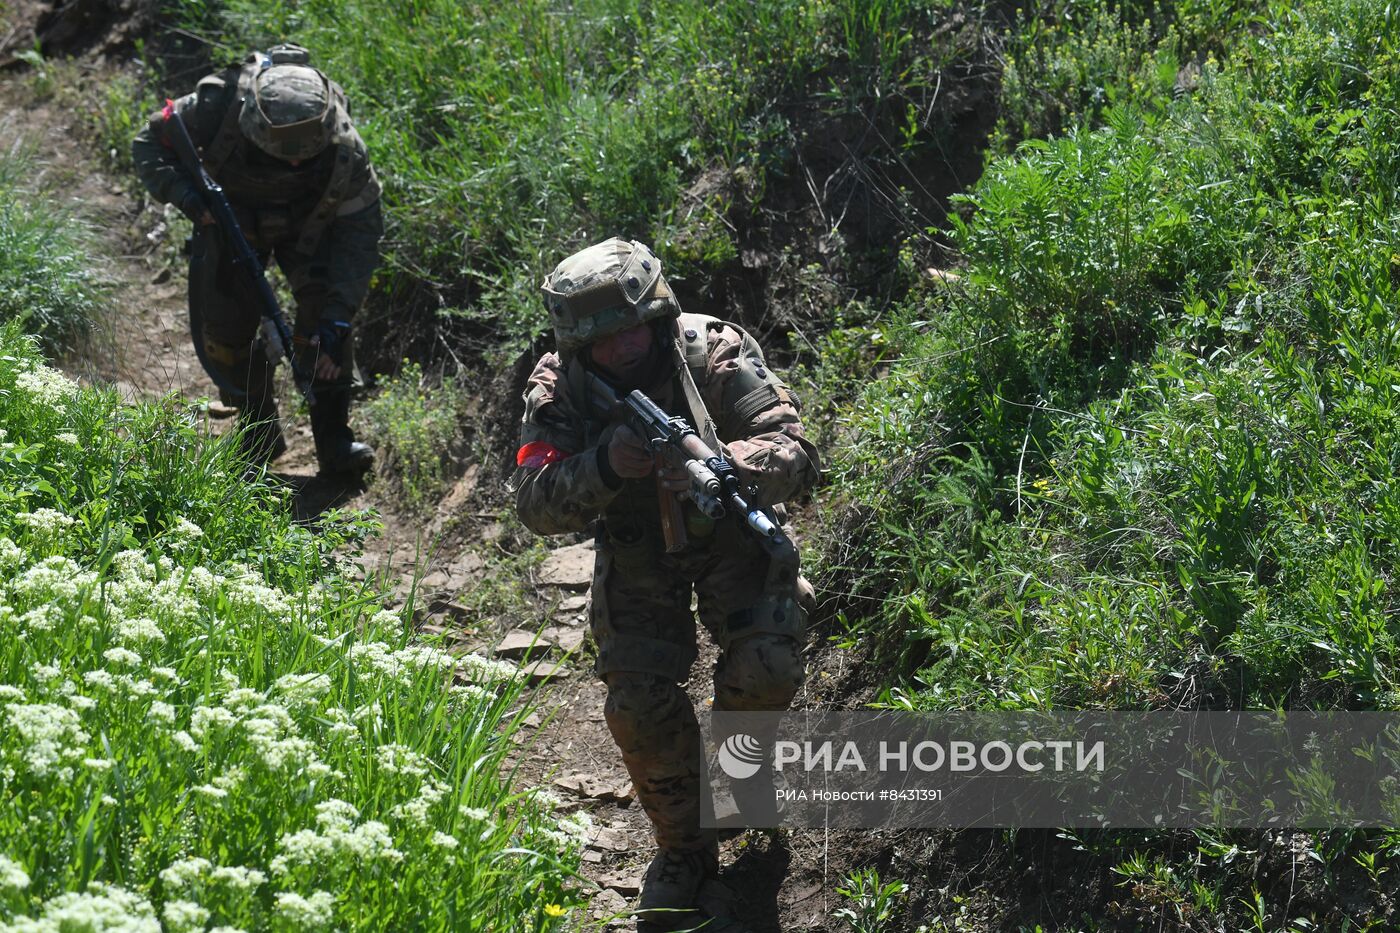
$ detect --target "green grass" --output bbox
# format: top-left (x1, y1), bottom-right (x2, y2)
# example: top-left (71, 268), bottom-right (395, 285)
top-left (0, 148), bottom-right (104, 353)
top-left (149, 0), bottom-right (992, 352)
top-left (0, 320), bottom-right (585, 929)
top-left (817, 4), bottom-right (1400, 922)
top-left (990, 0), bottom-right (1264, 153)
top-left (828, 0), bottom-right (1400, 713)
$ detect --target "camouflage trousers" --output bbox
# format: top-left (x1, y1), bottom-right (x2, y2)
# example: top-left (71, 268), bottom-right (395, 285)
top-left (188, 227), bottom-right (356, 413)
top-left (591, 514), bottom-right (805, 852)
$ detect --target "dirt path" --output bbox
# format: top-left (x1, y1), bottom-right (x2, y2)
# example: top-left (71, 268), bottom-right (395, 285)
top-left (1, 58), bottom-right (858, 933)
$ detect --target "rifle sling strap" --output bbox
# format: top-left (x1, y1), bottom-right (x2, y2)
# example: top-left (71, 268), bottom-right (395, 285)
top-left (675, 313), bottom-right (721, 451)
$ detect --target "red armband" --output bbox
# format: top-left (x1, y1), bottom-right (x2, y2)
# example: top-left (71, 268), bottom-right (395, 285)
top-left (159, 99), bottom-right (176, 149)
top-left (516, 441), bottom-right (570, 469)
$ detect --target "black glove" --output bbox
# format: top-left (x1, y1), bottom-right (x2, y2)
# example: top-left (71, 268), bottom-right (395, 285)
top-left (315, 318), bottom-right (351, 364)
top-left (178, 189), bottom-right (206, 224)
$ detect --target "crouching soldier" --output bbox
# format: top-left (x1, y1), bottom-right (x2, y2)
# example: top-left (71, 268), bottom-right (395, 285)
top-left (513, 237), bottom-right (820, 925)
top-left (132, 43), bottom-right (380, 473)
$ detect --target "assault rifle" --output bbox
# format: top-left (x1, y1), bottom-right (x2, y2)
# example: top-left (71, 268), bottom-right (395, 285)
top-left (162, 101), bottom-right (317, 406)
top-left (588, 373), bottom-right (782, 552)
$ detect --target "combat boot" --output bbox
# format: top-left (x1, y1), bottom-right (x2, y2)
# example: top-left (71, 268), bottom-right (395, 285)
top-left (636, 843), bottom-right (717, 930)
top-left (309, 390), bottom-right (374, 475)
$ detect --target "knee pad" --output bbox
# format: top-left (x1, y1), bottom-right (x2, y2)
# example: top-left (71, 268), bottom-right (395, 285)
top-left (715, 634), bottom-right (804, 711)
top-left (605, 672), bottom-right (688, 724)
top-left (604, 672), bottom-right (693, 752)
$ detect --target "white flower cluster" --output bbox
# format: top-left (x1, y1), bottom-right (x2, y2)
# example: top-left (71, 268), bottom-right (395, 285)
top-left (274, 672), bottom-right (331, 710)
top-left (0, 536), bottom-right (22, 572)
top-left (458, 805), bottom-right (496, 836)
top-left (270, 800), bottom-right (405, 876)
top-left (168, 518), bottom-right (204, 542)
top-left (6, 882), bottom-right (158, 932)
top-left (15, 508), bottom-right (75, 538)
top-left (273, 890), bottom-right (336, 930)
top-left (111, 549), bottom-right (155, 582)
top-left (522, 787), bottom-right (593, 853)
top-left (82, 668), bottom-right (158, 702)
top-left (104, 561), bottom-right (203, 629)
top-left (11, 556), bottom-right (95, 602)
top-left (161, 899), bottom-right (209, 932)
top-left (159, 856), bottom-right (214, 889)
top-left (14, 363), bottom-right (77, 408)
top-left (391, 777), bottom-right (449, 827)
top-left (0, 853), bottom-right (30, 892)
top-left (191, 691), bottom-right (332, 776)
top-left (348, 641), bottom-right (457, 685)
top-left (375, 743), bottom-right (430, 778)
top-left (544, 809), bottom-right (594, 852)
top-left (18, 604), bottom-right (64, 633)
top-left (116, 615), bottom-right (165, 644)
top-left (447, 682), bottom-right (490, 707)
top-left (457, 652), bottom-right (519, 684)
top-left (220, 569), bottom-right (291, 622)
top-left (161, 856), bottom-right (268, 895)
top-left (210, 865), bottom-right (267, 891)
top-left (3, 702), bottom-right (89, 781)
top-left (103, 647), bottom-right (142, 668)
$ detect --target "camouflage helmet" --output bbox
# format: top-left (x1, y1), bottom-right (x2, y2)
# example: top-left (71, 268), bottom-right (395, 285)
top-left (541, 237), bottom-right (680, 357)
top-left (239, 57), bottom-right (340, 162)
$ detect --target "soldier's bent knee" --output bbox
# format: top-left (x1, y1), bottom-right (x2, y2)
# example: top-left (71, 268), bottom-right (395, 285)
top-left (603, 672), bottom-right (690, 743)
top-left (716, 634), bottom-right (804, 710)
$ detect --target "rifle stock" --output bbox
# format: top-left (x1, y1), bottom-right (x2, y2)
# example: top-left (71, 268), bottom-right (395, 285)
top-left (162, 101), bottom-right (317, 407)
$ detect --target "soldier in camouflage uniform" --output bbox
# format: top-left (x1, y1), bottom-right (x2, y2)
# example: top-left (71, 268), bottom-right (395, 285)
top-left (132, 44), bottom-right (380, 473)
top-left (514, 237), bottom-right (820, 924)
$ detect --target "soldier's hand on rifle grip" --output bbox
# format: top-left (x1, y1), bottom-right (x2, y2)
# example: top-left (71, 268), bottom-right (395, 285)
top-left (178, 191), bottom-right (214, 226)
top-left (607, 424), bottom-right (654, 479)
top-left (309, 341), bottom-right (341, 382)
top-left (308, 320), bottom-right (349, 382)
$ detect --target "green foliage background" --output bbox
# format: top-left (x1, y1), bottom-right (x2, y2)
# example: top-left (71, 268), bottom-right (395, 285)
top-left (832, 0), bottom-right (1400, 715)
top-left (9, 0), bottom-right (1400, 925)
top-left (166, 0), bottom-right (982, 348)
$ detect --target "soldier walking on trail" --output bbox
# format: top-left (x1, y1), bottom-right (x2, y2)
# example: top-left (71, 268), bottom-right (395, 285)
top-left (514, 237), bottom-right (821, 926)
top-left (132, 44), bottom-right (380, 474)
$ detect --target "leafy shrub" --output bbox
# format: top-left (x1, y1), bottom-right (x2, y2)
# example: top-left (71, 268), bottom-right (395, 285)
top-left (993, 0), bottom-right (1263, 150)
top-left (356, 360), bottom-right (473, 512)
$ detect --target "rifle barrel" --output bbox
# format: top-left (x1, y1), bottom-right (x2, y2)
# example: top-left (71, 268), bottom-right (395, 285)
top-left (163, 103), bottom-right (316, 407)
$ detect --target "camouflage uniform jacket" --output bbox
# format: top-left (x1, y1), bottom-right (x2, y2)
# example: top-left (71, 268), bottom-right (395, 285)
top-left (516, 314), bottom-right (820, 541)
top-left (131, 59), bottom-right (382, 323)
